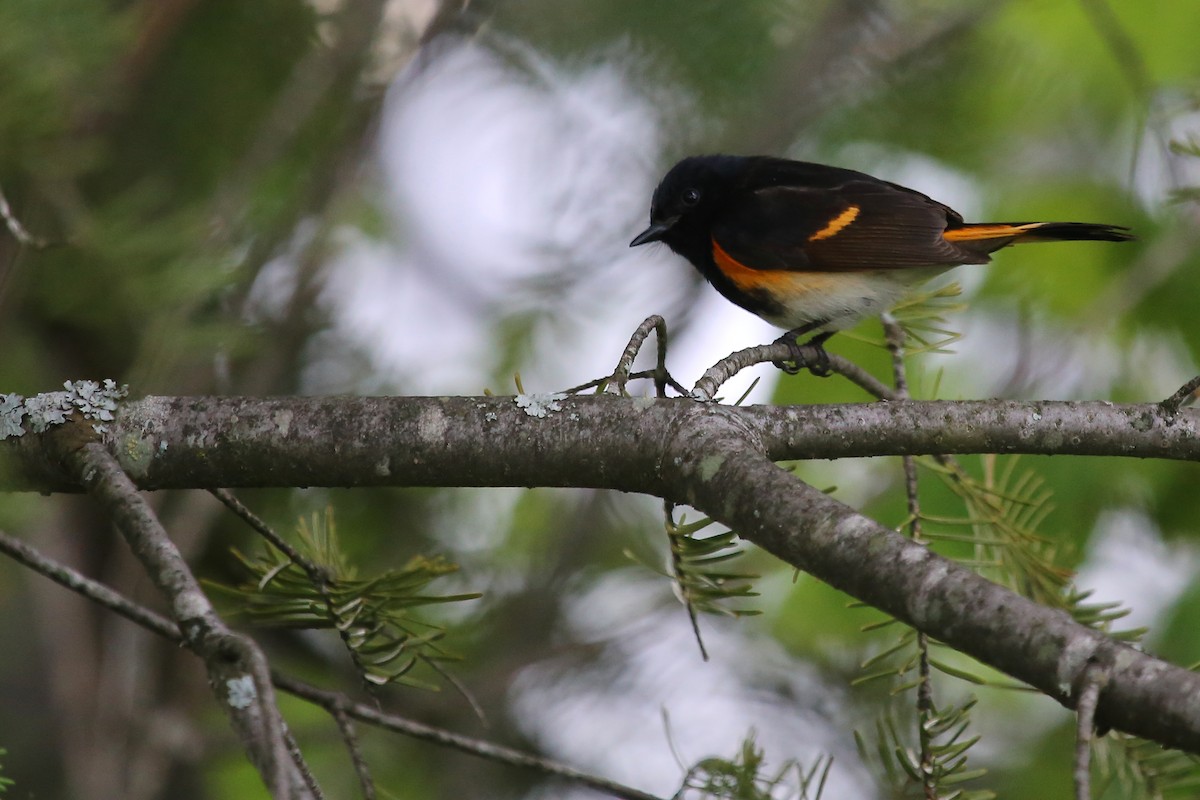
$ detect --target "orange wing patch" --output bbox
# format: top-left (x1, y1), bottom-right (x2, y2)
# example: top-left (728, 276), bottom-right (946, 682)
top-left (808, 205), bottom-right (861, 242)
top-left (943, 222), bottom-right (1042, 242)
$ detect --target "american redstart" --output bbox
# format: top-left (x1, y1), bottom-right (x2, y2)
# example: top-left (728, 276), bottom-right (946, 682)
top-left (631, 154), bottom-right (1133, 374)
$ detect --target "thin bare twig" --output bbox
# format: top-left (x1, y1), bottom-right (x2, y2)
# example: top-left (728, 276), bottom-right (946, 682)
top-left (665, 501), bottom-right (709, 662)
top-left (0, 525), bottom-right (666, 800)
top-left (284, 725), bottom-right (327, 800)
top-left (331, 703), bottom-right (375, 800)
top-left (611, 315), bottom-right (665, 394)
top-left (0, 183), bottom-right (51, 249)
top-left (209, 488), bottom-right (329, 583)
top-left (691, 340), bottom-right (897, 402)
top-left (1078, 0), bottom-right (1181, 191)
top-left (828, 354), bottom-right (898, 401)
top-left (1160, 375), bottom-right (1200, 415)
top-left (563, 369), bottom-right (688, 397)
top-left (1075, 659), bottom-right (1109, 800)
top-left (609, 315), bottom-right (685, 397)
top-left (561, 375), bottom-right (612, 394)
top-left (0, 528), bottom-right (181, 640)
top-left (883, 317), bottom-right (911, 401)
top-left (564, 316), bottom-right (687, 397)
top-left (273, 674), bottom-right (666, 800)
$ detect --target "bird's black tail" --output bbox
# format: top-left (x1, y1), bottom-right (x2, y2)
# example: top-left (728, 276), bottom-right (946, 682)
top-left (944, 221), bottom-right (1135, 245)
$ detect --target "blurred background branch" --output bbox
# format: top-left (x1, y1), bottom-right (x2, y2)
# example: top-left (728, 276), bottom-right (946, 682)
top-left (2, 0), bottom-right (1200, 797)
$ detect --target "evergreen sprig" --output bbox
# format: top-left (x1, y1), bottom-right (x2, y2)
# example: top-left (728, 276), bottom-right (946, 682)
top-left (1093, 731), bottom-right (1200, 799)
top-left (673, 732), bottom-right (831, 800)
top-left (852, 620), bottom-right (997, 793)
top-left (208, 510), bottom-right (480, 688)
top-left (852, 279), bottom-right (1188, 797)
top-left (888, 282), bottom-right (967, 355)
top-left (0, 748), bottom-right (12, 794)
top-left (846, 282), bottom-right (965, 356)
top-left (1062, 586), bottom-right (1146, 643)
top-left (855, 704), bottom-right (995, 800)
top-left (917, 455), bottom-right (1145, 640)
top-left (853, 627), bottom-right (1002, 691)
top-left (665, 512), bottom-right (761, 620)
top-left (628, 508), bottom-right (760, 659)
top-left (919, 454), bottom-right (1071, 607)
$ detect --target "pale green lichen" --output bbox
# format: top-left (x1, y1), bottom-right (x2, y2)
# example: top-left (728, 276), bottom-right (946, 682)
top-left (0, 394), bottom-right (24, 438)
top-left (121, 434), bottom-right (159, 479)
top-left (23, 392), bottom-right (73, 432)
top-left (225, 674), bottom-right (257, 709)
top-left (272, 409), bottom-right (293, 436)
top-left (698, 454), bottom-right (724, 481)
top-left (514, 392), bottom-right (567, 418)
top-left (0, 380), bottom-right (129, 439)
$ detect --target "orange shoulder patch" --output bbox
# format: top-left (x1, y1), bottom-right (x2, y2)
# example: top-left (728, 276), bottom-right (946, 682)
top-left (711, 238), bottom-right (795, 290)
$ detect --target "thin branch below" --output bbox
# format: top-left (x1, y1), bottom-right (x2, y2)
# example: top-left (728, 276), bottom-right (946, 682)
top-left (62, 438), bottom-right (313, 798)
top-left (1074, 659), bottom-right (1108, 800)
top-left (0, 526), bottom-right (666, 800)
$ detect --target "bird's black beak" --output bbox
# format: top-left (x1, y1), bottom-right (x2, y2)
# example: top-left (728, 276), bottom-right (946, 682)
top-left (630, 219), bottom-right (675, 247)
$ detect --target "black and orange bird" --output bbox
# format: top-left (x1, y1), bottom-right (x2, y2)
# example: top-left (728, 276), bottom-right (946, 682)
top-left (630, 155), bottom-right (1133, 374)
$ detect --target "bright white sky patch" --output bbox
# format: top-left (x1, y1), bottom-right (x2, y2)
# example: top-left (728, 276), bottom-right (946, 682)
top-left (1075, 508), bottom-right (1199, 637)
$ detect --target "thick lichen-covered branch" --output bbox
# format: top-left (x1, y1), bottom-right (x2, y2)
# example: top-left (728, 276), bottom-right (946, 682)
top-left (1, 395), bottom-right (1197, 494)
top-left (4, 392), bottom-right (1200, 757)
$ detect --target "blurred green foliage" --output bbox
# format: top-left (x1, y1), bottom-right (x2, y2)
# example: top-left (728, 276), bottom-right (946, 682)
top-left (1, 1), bottom-right (1199, 799)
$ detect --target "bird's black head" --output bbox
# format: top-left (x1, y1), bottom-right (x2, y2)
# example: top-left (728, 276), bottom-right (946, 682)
top-left (630, 155), bottom-right (745, 253)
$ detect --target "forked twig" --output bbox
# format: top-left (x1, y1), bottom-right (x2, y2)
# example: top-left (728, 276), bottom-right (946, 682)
top-left (610, 315), bottom-right (684, 397)
top-left (564, 316), bottom-right (686, 397)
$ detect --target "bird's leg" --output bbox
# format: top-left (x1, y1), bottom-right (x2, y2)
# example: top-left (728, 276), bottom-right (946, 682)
top-left (773, 325), bottom-right (835, 377)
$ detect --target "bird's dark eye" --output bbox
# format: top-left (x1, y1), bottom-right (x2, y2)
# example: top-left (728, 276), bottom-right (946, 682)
top-left (681, 187), bottom-right (702, 207)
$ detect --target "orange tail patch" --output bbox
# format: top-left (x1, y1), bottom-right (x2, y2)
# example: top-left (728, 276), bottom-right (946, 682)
top-left (942, 222), bottom-right (1043, 242)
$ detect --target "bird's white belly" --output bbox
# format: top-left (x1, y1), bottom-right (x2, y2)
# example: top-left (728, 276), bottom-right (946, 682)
top-left (758, 268), bottom-right (951, 331)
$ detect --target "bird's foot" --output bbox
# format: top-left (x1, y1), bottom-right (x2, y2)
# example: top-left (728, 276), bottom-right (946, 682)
top-left (772, 331), bottom-right (834, 377)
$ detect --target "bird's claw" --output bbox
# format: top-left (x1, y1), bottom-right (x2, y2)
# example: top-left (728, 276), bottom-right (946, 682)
top-left (773, 335), bottom-right (832, 377)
